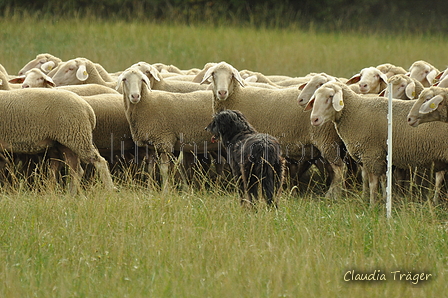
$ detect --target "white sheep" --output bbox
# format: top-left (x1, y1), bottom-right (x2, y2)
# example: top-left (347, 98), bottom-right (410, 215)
top-left (384, 74), bottom-right (425, 100)
top-left (407, 86), bottom-right (448, 127)
top-left (116, 67), bottom-right (220, 189)
top-left (0, 88), bottom-right (114, 193)
top-left (408, 60), bottom-right (440, 87)
top-left (297, 73), bottom-right (340, 106)
top-left (200, 61), bottom-right (348, 199)
top-left (50, 58), bottom-right (118, 89)
top-left (18, 53), bottom-right (62, 75)
top-left (376, 63), bottom-right (407, 78)
top-left (9, 68), bottom-right (119, 96)
top-left (306, 81), bottom-right (448, 205)
top-left (130, 62), bottom-right (209, 93)
top-left (345, 66), bottom-right (388, 94)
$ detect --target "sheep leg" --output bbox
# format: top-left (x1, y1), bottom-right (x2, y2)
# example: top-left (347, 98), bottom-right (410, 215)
top-left (159, 152), bottom-right (172, 192)
top-left (368, 172), bottom-right (379, 206)
top-left (361, 166), bottom-right (369, 199)
top-left (433, 170), bottom-right (445, 205)
top-left (58, 145), bottom-right (83, 195)
top-left (90, 153), bottom-right (114, 191)
top-left (325, 163), bottom-right (345, 199)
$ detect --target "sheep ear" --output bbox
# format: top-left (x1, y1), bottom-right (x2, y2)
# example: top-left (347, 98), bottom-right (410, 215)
top-left (148, 66), bottom-right (161, 82)
top-left (142, 74), bottom-right (152, 90)
top-left (76, 64), bottom-right (89, 81)
top-left (9, 76), bottom-right (25, 84)
top-left (303, 97), bottom-right (315, 112)
top-left (419, 95), bottom-right (444, 114)
top-left (332, 89), bottom-right (344, 112)
top-left (346, 73), bottom-right (361, 85)
top-left (116, 73), bottom-right (124, 90)
top-left (41, 61), bottom-right (55, 73)
top-left (379, 72), bottom-right (388, 83)
top-left (379, 89), bottom-right (386, 97)
top-left (405, 81), bottom-right (416, 99)
top-left (200, 66), bottom-right (215, 85)
top-left (232, 69), bottom-right (246, 87)
top-left (435, 72), bottom-right (443, 80)
top-left (298, 82), bottom-right (307, 91)
top-left (44, 74), bottom-right (56, 88)
top-left (244, 75), bottom-right (258, 83)
top-left (426, 69), bottom-right (438, 85)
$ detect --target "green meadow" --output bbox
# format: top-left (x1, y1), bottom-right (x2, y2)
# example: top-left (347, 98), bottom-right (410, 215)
top-left (0, 14), bottom-right (447, 297)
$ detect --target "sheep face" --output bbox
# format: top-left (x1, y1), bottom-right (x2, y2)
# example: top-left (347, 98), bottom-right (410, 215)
top-left (52, 59), bottom-right (89, 86)
top-left (407, 87), bottom-right (448, 127)
top-left (346, 67), bottom-right (388, 94)
top-left (409, 60), bottom-right (438, 87)
top-left (201, 62), bottom-right (245, 101)
top-left (387, 75), bottom-right (415, 100)
top-left (306, 83), bottom-right (343, 126)
top-left (117, 68), bottom-right (151, 104)
top-left (298, 73), bottom-right (335, 107)
top-left (12, 68), bottom-right (56, 88)
top-left (131, 62), bottom-right (161, 89)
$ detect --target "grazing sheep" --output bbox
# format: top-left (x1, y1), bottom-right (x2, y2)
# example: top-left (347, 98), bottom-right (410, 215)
top-left (151, 63), bottom-right (183, 75)
top-left (116, 67), bottom-right (220, 189)
top-left (345, 67), bottom-right (388, 94)
top-left (51, 58), bottom-right (118, 89)
top-left (201, 61), bottom-right (348, 199)
top-left (0, 88), bottom-right (114, 193)
top-left (408, 60), bottom-right (440, 87)
top-left (384, 74), bottom-right (425, 100)
top-left (10, 68), bottom-right (119, 96)
top-left (376, 63), bottom-right (407, 78)
top-left (18, 53), bottom-right (62, 75)
top-left (297, 73), bottom-right (340, 106)
top-left (306, 81), bottom-right (448, 205)
top-left (239, 69), bottom-right (281, 87)
top-left (130, 62), bottom-right (209, 93)
top-left (407, 86), bottom-right (448, 127)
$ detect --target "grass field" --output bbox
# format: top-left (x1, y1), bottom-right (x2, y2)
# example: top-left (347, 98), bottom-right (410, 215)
top-left (0, 14), bottom-right (447, 297)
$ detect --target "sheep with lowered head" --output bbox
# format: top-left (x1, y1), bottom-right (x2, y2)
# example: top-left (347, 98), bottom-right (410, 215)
top-left (383, 74), bottom-right (425, 100)
top-left (51, 58), bottom-right (118, 90)
top-left (407, 86), bottom-right (448, 127)
top-left (116, 67), bottom-right (220, 189)
top-left (434, 67), bottom-right (448, 88)
top-left (201, 61), bottom-right (348, 199)
top-left (10, 68), bottom-right (119, 96)
top-left (376, 63), bottom-right (407, 78)
top-left (18, 53), bottom-right (62, 75)
top-left (306, 81), bottom-right (448, 205)
top-left (408, 60), bottom-right (440, 87)
top-left (0, 88), bottom-right (114, 193)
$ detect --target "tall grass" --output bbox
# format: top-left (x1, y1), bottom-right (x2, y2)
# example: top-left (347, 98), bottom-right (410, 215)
top-left (0, 13), bottom-right (447, 297)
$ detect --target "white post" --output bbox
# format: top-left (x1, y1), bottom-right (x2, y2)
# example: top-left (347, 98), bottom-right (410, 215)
top-left (386, 83), bottom-right (393, 219)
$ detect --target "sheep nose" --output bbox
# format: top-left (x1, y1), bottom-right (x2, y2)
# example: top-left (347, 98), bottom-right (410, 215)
top-left (131, 94), bottom-right (140, 100)
top-left (310, 116), bottom-right (321, 126)
top-left (218, 90), bottom-right (227, 97)
top-left (360, 83), bottom-right (368, 88)
top-left (22, 84), bottom-right (30, 88)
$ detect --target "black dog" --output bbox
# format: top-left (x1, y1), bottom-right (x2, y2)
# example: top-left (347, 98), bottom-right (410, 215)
top-left (206, 110), bottom-right (284, 207)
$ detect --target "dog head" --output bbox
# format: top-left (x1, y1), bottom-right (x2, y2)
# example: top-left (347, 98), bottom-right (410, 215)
top-left (205, 110), bottom-right (254, 144)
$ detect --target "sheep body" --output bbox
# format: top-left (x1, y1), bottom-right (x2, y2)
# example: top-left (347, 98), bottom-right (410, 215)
top-left (0, 88), bottom-right (114, 191)
top-left (308, 81), bottom-right (448, 204)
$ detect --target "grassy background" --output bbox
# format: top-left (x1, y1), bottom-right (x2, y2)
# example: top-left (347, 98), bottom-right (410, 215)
top-left (0, 14), bottom-right (447, 297)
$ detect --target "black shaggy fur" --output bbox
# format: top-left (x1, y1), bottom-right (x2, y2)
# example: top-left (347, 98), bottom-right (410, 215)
top-left (206, 110), bottom-right (285, 207)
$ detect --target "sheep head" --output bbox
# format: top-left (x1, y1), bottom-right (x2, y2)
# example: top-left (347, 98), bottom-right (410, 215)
top-left (51, 58), bottom-right (89, 86)
top-left (131, 62), bottom-right (161, 89)
top-left (200, 61), bottom-right (245, 101)
top-left (117, 68), bottom-right (151, 104)
top-left (346, 67), bottom-right (388, 94)
top-left (9, 68), bottom-right (55, 88)
top-left (18, 53), bottom-right (61, 76)
top-left (298, 73), bottom-right (337, 107)
top-left (305, 82), bottom-right (344, 127)
top-left (386, 74), bottom-right (416, 100)
top-left (407, 87), bottom-right (448, 127)
top-left (409, 60), bottom-right (439, 87)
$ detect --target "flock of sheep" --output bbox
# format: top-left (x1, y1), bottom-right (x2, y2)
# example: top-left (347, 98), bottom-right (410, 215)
top-left (1, 53), bottom-right (448, 206)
